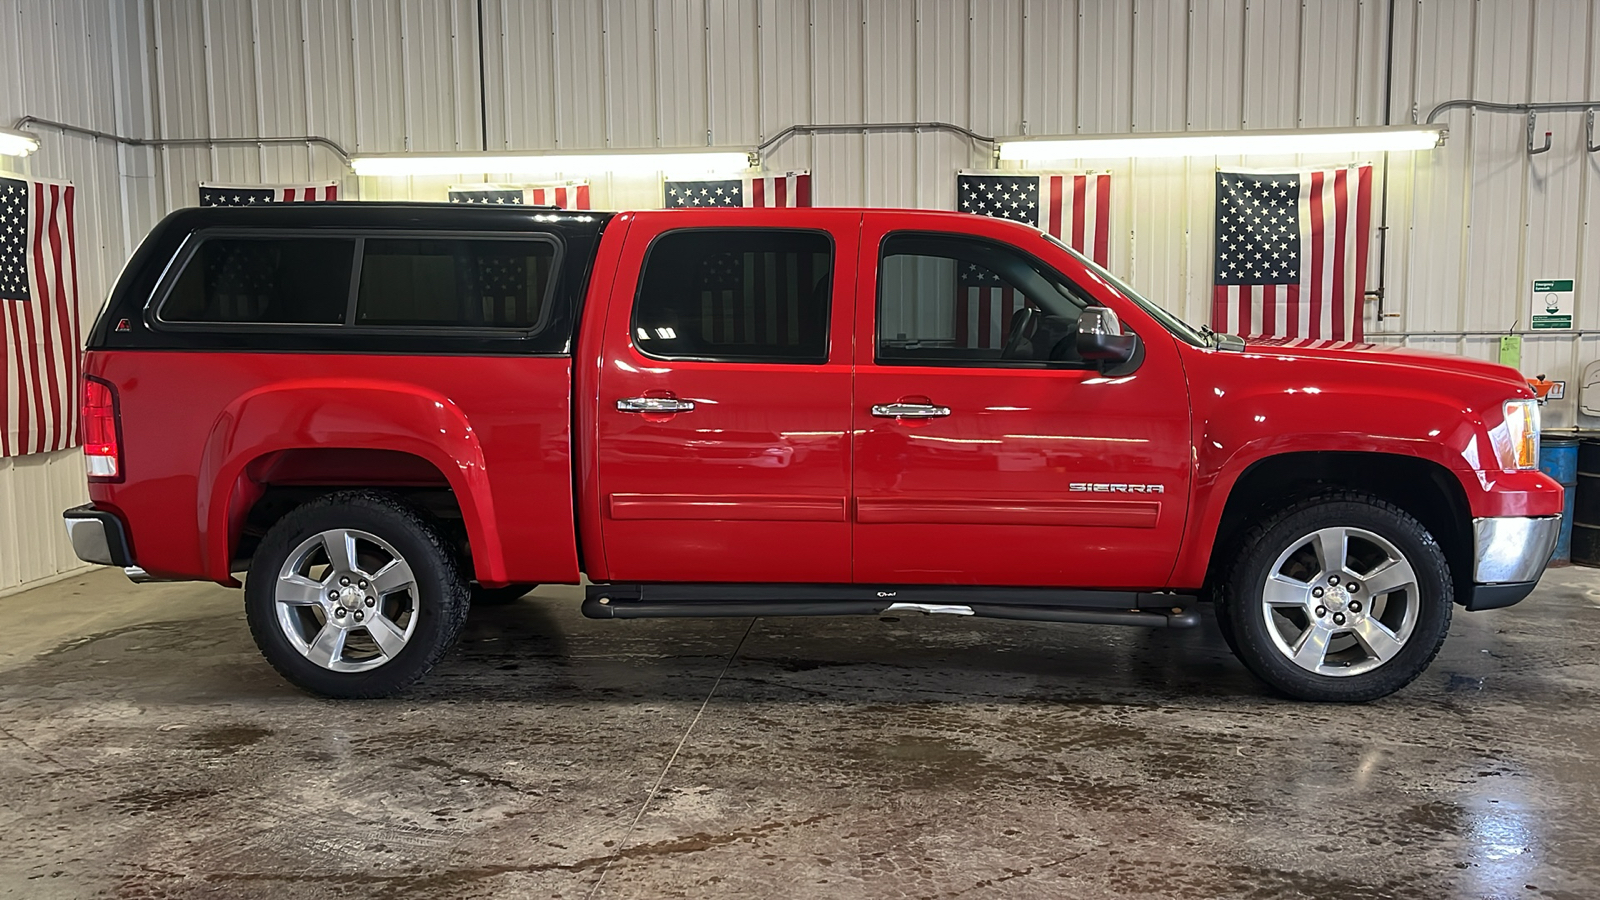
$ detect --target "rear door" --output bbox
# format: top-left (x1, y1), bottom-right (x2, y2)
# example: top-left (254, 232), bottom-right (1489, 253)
top-left (851, 214), bottom-right (1193, 588)
top-left (593, 211), bottom-right (860, 583)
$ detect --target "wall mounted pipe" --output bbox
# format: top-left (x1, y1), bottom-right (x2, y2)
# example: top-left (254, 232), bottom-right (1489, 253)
top-left (1425, 99), bottom-right (1600, 123)
top-left (10, 116), bottom-right (354, 168)
top-left (757, 121), bottom-right (998, 161)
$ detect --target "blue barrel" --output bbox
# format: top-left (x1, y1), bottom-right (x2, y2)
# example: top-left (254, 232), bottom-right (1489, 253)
top-left (1542, 436), bottom-right (1579, 563)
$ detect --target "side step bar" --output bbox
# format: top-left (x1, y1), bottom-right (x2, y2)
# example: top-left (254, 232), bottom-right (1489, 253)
top-left (582, 584), bottom-right (1199, 629)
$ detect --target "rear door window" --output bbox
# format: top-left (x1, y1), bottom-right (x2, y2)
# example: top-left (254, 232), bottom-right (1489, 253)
top-left (160, 237), bottom-right (354, 324)
top-left (354, 238), bottom-right (559, 329)
top-left (632, 229), bottom-right (832, 364)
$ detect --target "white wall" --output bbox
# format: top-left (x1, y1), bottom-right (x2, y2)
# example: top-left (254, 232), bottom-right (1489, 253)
top-left (0, 0), bottom-right (151, 592)
top-left (5, 0), bottom-right (1600, 589)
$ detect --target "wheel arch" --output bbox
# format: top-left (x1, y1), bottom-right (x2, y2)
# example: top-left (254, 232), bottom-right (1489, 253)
top-left (1201, 451), bottom-right (1474, 607)
top-left (198, 380), bottom-right (505, 586)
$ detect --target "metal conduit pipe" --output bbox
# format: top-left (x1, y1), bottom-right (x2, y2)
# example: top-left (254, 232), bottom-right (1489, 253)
top-left (1425, 99), bottom-right (1600, 123)
top-left (11, 115), bottom-right (354, 168)
top-left (1425, 99), bottom-right (1600, 155)
top-left (757, 121), bottom-right (998, 159)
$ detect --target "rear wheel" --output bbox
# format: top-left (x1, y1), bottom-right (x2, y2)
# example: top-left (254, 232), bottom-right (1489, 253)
top-left (1218, 493), bottom-right (1453, 702)
top-left (244, 491), bottom-right (469, 698)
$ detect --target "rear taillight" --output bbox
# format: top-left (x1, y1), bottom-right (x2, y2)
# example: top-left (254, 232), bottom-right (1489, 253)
top-left (82, 377), bottom-right (121, 480)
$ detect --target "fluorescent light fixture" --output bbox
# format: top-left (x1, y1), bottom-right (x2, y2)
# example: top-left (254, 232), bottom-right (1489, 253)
top-left (350, 149), bottom-right (752, 178)
top-left (0, 127), bottom-right (40, 158)
top-left (998, 125), bottom-right (1446, 161)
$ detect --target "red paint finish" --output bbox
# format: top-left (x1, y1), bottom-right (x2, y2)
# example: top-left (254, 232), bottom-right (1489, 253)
top-left (86, 206), bottom-right (1562, 596)
top-left (850, 212), bottom-right (1193, 588)
top-left (586, 209), bottom-right (861, 584)
top-left (85, 351), bottom-right (579, 586)
top-left (1166, 339), bottom-right (1565, 588)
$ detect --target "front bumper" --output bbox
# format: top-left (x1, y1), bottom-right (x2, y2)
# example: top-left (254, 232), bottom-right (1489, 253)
top-left (62, 504), bottom-right (132, 568)
top-left (1467, 515), bottom-right (1560, 610)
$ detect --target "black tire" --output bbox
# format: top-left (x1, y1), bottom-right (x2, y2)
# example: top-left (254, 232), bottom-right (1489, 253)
top-left (1210, 584), bottom-right (1241, 656)
top-left (244, 490), bottom-right (470, 699)
top-left (470, 583), bottom-right (537, 606)
top-left (1218, 491), bottom-right (1453, 702)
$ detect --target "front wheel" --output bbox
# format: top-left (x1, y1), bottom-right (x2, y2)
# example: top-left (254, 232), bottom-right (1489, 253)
top-left (1218, 493), bottom-right (1453, 702)
top-left (244, 491), bottom-right (470, 698)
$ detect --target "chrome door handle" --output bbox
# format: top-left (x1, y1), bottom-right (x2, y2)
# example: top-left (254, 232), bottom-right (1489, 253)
top-left (871, 402), bottom-right (951, 419)
top-left (617, 396), bottom-right (696, 414)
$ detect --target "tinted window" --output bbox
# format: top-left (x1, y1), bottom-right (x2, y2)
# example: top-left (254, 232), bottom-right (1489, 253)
top-left (355, 238), bottom-right (558, 329)
top-left (877, 233), bottom-right (1093, 367)
top-left (161, 237), bottom-right (354, 324)
top-left (633, 229), bottom-right (832, 363)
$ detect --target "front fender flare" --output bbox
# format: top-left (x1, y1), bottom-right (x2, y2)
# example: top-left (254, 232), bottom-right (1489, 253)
top-left (1170, 388), bottom-right (1486, 588)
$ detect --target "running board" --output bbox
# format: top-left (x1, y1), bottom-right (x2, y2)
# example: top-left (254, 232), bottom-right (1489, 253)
top-left (582, 584), bottom-right (1198, 629)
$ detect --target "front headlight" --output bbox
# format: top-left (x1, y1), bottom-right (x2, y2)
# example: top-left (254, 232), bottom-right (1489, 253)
top-left (1495, 399), bottom-right (1541, 470)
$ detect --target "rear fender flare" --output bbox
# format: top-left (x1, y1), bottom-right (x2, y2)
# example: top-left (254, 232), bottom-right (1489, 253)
top-left (197, 379), bottom-right (502, 585)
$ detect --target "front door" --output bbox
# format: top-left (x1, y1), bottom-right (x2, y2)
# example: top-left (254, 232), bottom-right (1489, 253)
top-left (852, 215), bottom-right (1192, 588)
top-left (595, 212), bottom-right (859, 583)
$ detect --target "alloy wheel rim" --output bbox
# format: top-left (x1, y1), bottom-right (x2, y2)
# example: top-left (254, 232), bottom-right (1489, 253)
top-left (1259, 525), bottom-right (1420, 677)
top-left (274, 528), bottom-right (419, 673)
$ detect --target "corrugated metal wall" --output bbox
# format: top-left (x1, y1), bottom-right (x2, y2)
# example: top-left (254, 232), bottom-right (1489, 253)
top-left (0, 0), bottom-right (148, 592)
top-left (5, 0), bottom-right (1600, 589)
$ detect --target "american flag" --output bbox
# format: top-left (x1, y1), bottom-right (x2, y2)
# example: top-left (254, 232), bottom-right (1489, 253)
top-left (692, 247), bottom-right (818, 348)
top-left (1211, 166), bottom-right (1372, 341)
top-left (954, 171), bottom-right (1110, 348)
top-left (664, 171), bottom-right (811, 208)
top-left (448, 183), bottom-right (591, 209)
top-left (1, 176), bottom-right (79, 458)
top-left (957, 171), bottom-right (1112, 266)
top-left (956, 260), bottom-right (1026, 351)
top-left (198, 182), bottom-right (339, 206)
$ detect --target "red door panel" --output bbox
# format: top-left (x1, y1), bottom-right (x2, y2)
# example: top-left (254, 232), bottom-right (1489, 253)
top-left (593, 210), bottom-right (862, 584)
top-left (850, 213), bottom-right (1193, 589)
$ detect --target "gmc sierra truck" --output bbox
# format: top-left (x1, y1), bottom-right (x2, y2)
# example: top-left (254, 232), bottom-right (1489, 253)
top-left (62, 203), bottom-right (1562, 702)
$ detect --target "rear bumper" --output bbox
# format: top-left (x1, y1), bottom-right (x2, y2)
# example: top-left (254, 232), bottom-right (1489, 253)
top-left (62, 504), bottom-right (132, 568)
top-left (1468, 515), bottom-right (1560, 609)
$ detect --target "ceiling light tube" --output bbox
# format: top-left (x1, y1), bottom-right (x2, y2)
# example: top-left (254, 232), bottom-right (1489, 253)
top-left (0, 127), bottom-right (41, 158)
top-left (350, 149), bottom-right (754, 178)
top-left (998, 125), bottom-right (1446, 161)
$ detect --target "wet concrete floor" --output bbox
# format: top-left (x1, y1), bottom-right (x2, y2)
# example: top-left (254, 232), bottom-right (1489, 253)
top-left (1, 566), bottom-right (1599, 898)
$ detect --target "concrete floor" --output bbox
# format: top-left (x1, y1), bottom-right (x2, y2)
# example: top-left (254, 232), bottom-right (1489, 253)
top-left (1, 569), bottom-right (1599, 899)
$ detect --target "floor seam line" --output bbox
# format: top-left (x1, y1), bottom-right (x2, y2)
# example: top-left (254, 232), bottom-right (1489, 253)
top-left (584, 616), bottom-right (757, 899)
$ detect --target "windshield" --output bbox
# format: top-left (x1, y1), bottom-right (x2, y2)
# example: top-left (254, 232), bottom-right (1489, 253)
top-left (1042, 232), bottom-right (1209, 347)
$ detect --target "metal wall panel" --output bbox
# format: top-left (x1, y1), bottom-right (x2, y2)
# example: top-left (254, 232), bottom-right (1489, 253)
top-left (0, 0), bottom-right (140, 590)
top-left (15, 0), bottom-right (1600, 592)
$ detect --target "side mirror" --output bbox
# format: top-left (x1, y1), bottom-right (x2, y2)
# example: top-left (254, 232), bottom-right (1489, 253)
top-left (1076, 307), bottom-right (1139, 363)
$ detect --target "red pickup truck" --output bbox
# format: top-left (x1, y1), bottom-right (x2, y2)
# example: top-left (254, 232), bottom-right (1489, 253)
top-left (62, 203), bottom-right (1562, 702)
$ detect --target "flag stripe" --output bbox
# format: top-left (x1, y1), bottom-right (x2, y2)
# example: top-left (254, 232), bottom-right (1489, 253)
top-left (751, 177), bottom-right (765, 208)
top-left (46, 184), bottom-right (71, 446)
top-left (1071, 175), bottom-right (1087, 252)
top-left (22, 182), bottom-right (47, 453)
top-left (1330, 168), bottom-right (1348, 340)
top-left (1352, 165), bottom-right (1372, 341)
top-left (1093, 174), bottom-right (1111, 267)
